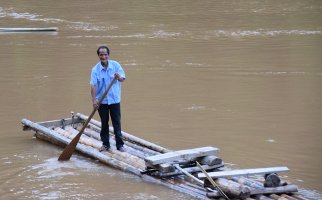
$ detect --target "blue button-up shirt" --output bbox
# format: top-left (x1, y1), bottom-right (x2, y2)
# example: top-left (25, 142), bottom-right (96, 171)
top-left (90, 60), bottom-right (126, 105)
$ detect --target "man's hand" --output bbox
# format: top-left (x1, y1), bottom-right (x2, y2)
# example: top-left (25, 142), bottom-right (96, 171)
top-left (115, 73), bottom-right (124, 82)
top-left (92, 99), bottom-right (99, 109)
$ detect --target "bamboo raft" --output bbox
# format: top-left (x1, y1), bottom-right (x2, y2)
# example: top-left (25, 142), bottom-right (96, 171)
top-left (21, 112), bottom-right (308, 200)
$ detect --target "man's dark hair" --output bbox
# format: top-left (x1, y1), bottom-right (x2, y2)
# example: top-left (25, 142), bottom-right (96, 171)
top-left (97, 45), bottom-right (110, 55)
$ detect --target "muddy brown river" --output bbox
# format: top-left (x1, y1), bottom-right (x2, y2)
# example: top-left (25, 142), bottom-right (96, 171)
top-left (0, 1), bottom-right (321, 199)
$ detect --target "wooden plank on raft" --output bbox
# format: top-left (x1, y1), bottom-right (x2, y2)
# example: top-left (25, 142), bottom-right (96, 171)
top-left (198, 166), bottom-right (289, 179)
top-left (145, 146), bottom-right (219, 166)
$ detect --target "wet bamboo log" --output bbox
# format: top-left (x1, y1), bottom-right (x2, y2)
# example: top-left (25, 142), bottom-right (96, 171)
top-left (76, 113), bottom-right (170, 153)
top-left (206, 178), bottom-right (251, 199)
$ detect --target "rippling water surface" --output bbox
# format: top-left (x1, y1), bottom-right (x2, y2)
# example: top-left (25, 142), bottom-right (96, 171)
top-left (0, 0), bottom-right (321, 199)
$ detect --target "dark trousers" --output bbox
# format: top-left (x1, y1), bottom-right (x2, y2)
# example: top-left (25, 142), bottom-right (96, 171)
top-left (98, 103), bottom-right (124, 149)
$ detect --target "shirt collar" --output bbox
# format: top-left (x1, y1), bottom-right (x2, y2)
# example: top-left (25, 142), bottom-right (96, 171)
top-left (99, 61), bottom-right (111, 71)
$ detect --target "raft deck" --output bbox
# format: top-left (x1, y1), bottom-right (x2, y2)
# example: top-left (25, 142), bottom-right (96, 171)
top-left (21, 112), bottom-right (308, 200)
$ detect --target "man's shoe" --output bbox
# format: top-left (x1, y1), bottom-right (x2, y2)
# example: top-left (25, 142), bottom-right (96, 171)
top-left (99, 145), bottom-right (110, 152)
top-left (117, 147), bottom-right (126, 152)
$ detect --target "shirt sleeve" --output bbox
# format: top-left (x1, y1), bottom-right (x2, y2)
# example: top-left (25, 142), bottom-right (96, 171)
top-left (90, 68), bottom-right (97, 86)
top-left (116, 62), bottom-right (126, 79)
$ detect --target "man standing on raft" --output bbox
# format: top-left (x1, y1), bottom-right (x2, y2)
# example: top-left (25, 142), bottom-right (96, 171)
top-left (90, 45), bottom-right (126, 152)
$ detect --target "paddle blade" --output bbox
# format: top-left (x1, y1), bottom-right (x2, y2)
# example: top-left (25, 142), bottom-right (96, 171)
top-left (58, 133), bottom-right (82, 161)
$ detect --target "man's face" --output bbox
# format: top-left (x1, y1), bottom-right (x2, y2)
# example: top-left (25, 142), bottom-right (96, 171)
top-left (98, 48), bottom-right (109, 64)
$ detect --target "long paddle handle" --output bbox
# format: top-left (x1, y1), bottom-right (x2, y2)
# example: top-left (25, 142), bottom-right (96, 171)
top-left (196, 161), bottom-right (230, 200)
top-left (174, 164), bottom-right (204, 185)
top-left (58, 76), bottom-right (118, 161)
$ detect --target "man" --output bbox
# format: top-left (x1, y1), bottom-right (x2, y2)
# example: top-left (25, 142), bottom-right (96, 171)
top-left (90, 45), bottom-right (126, 152)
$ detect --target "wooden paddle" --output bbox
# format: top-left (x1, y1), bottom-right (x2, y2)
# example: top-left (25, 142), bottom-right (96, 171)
top-left (58, 76), bottom-right (117, 161)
